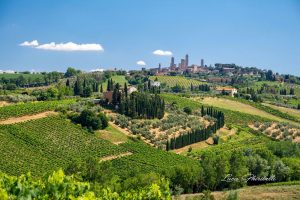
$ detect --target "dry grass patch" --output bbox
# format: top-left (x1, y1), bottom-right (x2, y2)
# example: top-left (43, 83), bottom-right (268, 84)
top-left (100, 152), bottom-right (132, 162)
top-left (0, 111), bottom-right (57, 124)
top-left (0, 101), bottom-right (11, 107)
top-left (176, 184), bottom-right (300, 200)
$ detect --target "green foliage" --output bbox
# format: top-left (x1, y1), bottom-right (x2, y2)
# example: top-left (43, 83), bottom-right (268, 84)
top-left (0, 169), bottom-right (172, 200)
top-left (168, 106), bottom-right (224, 150)
top-left (65, 67), bottom-right (79, 77)
top-left (183, 106), bottom-right (192, 115)
top-left (80, 110), bottom-right (102, 130)
top-left (118, 92), bottom-right (165, 119)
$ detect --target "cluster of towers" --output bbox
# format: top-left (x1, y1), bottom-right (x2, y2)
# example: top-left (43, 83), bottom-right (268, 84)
top-left (153, 54), bottom-right (205, 74)
top-left (169, 54), bottom-right (204, 71)
top-left (169, 54), bottom-right (189, 70)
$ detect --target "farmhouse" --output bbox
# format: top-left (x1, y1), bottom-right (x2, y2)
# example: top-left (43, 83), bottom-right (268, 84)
top-left (215, 87), bottom-right (238, 97)
top-left (103, 91), bottom-right (113, 103)
top-left (150, 80), bottom-right (161, 87)
top-left (103, 86), bottom-right (137, 103)
top-left (127, 86), bottom-right (137, 94)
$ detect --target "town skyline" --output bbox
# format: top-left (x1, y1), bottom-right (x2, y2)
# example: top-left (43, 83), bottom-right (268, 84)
top-left (0, 0), bottom-right (300, 75)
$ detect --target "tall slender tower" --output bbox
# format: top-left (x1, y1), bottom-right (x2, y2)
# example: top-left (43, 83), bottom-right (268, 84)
top-left (158, 63), bottom-right (161, 72)
top-left (201, 59), bottom-right (204, 67)
top-left (170, 57), bottom-right (175, 67)
top-left (185, 54), bottom-right (189, 68)
top-left (181, 59), bottom-right (185, 70)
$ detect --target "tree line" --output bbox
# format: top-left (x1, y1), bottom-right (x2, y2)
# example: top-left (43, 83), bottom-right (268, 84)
top-left (167, 106), bottom-right (225, 150)
top-left (104, 80), bottom-right (165, 119)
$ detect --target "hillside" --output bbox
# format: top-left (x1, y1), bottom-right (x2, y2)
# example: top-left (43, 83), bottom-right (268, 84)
top-left (0, 101), bottom-right (200, 179)
top-left (0, 115), bottom-right (126, 176)
top-left (149, 76), bottom-right (205, 87)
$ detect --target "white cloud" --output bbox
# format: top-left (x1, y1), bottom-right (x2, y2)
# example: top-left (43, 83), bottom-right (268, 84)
top-left (19, 40), bottom-right (39, 47)
top-left (90, 68), bottom-right (104, 72)
top-left (137, 60), bottom-right (146, 66)
top-left (20, 40), bottom-right (104, 51)
top-left (152, 49), bottom-right (172, 56)
top-left (36, 42), bottom-right (104, 51)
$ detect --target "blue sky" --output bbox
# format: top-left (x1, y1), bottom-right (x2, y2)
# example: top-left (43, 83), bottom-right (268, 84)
top-left (0, 0), bottom-right (300, 75)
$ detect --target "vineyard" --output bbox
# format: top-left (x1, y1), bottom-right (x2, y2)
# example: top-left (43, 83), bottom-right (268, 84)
top-left (0, 99), bottom-right (75, 120)
top-left (108, 140), bottom-right (200, 178)
top-left (187, 129), bottom-right (268, 159)
top-left (149, 76), bottom-right (205, 88)
top-left (0, 116), bottom-right (126, 176)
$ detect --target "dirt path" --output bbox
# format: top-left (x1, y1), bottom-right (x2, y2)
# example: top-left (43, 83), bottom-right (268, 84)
top-left (100, 152), bottom-right (132, 162)
top-left (0, 111), bottom-right (57, 124)
top-left (0, 101), bottom-right (11, 107)
top-left (172, 138), bottom-right (212, 154)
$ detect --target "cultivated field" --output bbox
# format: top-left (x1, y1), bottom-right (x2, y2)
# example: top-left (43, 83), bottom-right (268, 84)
top-left (149, 76), bottom-right (205, 87)
top-left (263, 103), bottom-right (300, 119)
top-left (196, 97), bottom-right (300, 126)
top-left (0, 116), bottom-right (125, 176)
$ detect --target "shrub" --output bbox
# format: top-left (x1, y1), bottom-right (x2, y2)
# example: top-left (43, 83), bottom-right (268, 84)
top-left (183, 106), bottom-right (192, 115)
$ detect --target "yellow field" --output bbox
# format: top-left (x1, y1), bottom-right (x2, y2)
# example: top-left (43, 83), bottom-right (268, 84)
top-left (195, 97), bottom-right (300, 126)
top-left (149, 76), bottom-right (205, 87)
top-left (176, 184), bottom-right (300, 200)
top-left (263, 103), bottom-right (300, 119)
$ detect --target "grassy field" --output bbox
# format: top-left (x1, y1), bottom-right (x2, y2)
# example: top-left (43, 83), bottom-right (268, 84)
top-left (149, 76), bottom-right (205, 88)
top-left (101, 75), bottom-right (128, 91)
top-left (197, 97), bottom-right (300, 126)
top-left (176, 184), bottom-right (300, 200)
top-left (263, 103), bottom-right (300, 119)
top-left (97, 124), bottom-right (128, 144)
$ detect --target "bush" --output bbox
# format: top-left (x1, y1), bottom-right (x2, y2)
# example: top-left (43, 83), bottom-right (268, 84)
top-left (70, 110), bottom-right (108, 131)
top-left (183, 106), bottom-right (192, 115)
top-left (99, 112), bottom-right (108, 129)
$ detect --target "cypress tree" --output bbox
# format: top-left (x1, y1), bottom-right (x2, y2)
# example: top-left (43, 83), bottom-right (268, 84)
top-left (124, 82), bottom-right (128, 98)
top-left (66, 79), bottom-right (70, 87)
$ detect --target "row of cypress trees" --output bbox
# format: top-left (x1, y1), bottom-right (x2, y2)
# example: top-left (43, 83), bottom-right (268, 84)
top-left (69, 77), bottom-right (99, 97)
top-left (108, 80), bottom-right (165, 119)
top-left (166, 106), bottom-right (225, 150)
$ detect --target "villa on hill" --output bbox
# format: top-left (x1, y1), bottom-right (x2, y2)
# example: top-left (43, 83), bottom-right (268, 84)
top-left (215, 87), bottom-right (238, 97)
